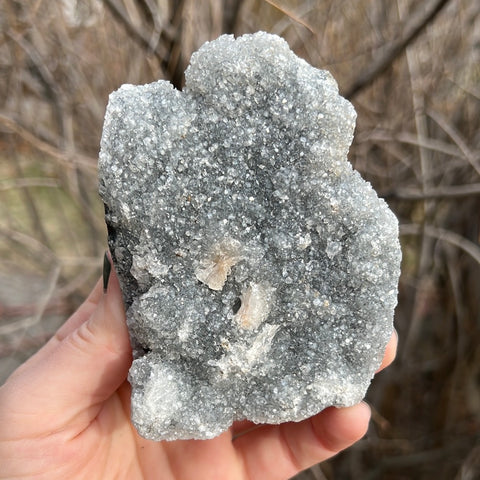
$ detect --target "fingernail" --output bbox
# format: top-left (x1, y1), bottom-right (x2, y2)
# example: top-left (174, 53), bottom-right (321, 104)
top-left (103, 251), bottom-right (112, 294)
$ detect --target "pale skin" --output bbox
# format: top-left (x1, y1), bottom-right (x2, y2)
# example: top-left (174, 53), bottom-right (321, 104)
top-left (0, 265), bottom-right (397, 480)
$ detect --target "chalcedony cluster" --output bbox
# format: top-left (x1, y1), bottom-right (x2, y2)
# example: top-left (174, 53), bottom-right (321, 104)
top-left (99, 32), bottom-right (401, 441)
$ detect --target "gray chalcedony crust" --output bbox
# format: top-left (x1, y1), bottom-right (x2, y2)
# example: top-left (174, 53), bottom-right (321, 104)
top-left (98, 32), bottom-right (401, 441)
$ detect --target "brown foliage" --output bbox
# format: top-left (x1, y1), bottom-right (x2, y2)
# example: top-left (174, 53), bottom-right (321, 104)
top-left (1, 1), bottom-right (480, 478)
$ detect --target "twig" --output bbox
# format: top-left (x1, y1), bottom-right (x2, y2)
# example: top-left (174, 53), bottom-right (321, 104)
top-left (383, 183), bottom-right (480, 200)
top-left (397, 0), bottom-right (437, 362)
top-left (0, 297), bottom-right (68, 321)
top-left (6, 29), bottom-right (75, 162)
top-left (365, 441), bottom-right (475, 480)
top-left (0, 177), bottom-right (59, 191)
top-left (381, 183), bottom-right (480, 200)
top-left (362, 129), bottom-right (463, 159)
top-left (262, 0), bottom-right (315, 34)
top-left (345, 0), bottom-right (452, 98)
top-left (427, 108), bottom-right (480, 177)
top-left (270, 2), bottom-right (317, 38)
top-left (6, 31), bottom-right (65, 111)
top-left (0, 332), bottom-right (55, 358)
top-left (0, 226), bottom-right (57, 265)
top-left (0, 263), bottom-right (60, 336)
top-left (222, 0), bottom-right (244, 33)
top-left (143, 0), bottom-right (165, 51)
top-left (10, 154), bottom-right (52, 249)
top-left (55, 263), bottom-right (101, 299)
top-left (102, 0), bottom-right (168, 61)
top-left (444, 247), bottom-right (467, 430)
top-left (0, 113), bottom-right (102, 256)
top-left (0, 113), bottom-right (97, 171)
top-left (400, 224), bottom-right (480, 266)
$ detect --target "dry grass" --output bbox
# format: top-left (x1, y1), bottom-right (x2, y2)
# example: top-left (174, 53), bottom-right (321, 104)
top-left (1, 0), bottom-right (480, 478)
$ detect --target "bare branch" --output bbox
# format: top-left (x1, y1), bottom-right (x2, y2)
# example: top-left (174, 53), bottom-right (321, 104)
top-left (102, 0), bottom-right (168, 61)
top-left (0, 264), bottom-right (61, 336)
top-left (6, 30), bottom-right (70, 142)
top-left (0, 178), bottom-right (60, 192)
top-left (400, 223), bottom-right (480, 266)
top-left (0, 113), bottom-right (97, 171)
top-left (0, 226), bottom-right (57, 264)
top-left (262, 0), bottom-right (315, 34)
top-left (427, 108), bottom-right (480, 177)
top-left (384, 183), bottom-right (480, 200)
top-left (345, 0), bottom-right (452, 99)
top-left (363, 129), bottom-right (463, 159)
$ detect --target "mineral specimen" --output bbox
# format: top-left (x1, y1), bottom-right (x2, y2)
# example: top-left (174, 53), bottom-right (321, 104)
top-left (98, 31), bottom-right (401, 441)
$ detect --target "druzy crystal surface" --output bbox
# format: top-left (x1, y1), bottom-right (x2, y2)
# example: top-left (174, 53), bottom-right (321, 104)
top-left (98, 32), bottom-right (401, 441)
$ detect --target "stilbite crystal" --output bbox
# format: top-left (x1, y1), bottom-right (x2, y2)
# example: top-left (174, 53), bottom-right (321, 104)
top-left (98, 32), bottom-right (401, 441)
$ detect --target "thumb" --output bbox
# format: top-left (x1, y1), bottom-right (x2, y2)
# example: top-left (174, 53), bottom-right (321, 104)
top-left (53, 264), bottom-right (132, 403)
top-left (0, 265), bottom-right (132, 438)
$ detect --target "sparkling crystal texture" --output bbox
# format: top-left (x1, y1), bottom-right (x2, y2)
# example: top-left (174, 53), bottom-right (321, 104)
top-left (98, 32), bottom-right (401, 441)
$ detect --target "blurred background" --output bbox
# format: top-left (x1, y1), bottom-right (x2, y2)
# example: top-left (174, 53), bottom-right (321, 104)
top-left (1, 0), bottom-right (479, 478)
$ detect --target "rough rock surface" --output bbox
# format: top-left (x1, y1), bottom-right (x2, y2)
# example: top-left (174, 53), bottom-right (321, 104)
top-left (98, 32), bottom-right (401, 441)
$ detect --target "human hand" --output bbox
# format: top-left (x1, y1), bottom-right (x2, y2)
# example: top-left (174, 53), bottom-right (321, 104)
top-left (0, 262), bottom-right (397, 480)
